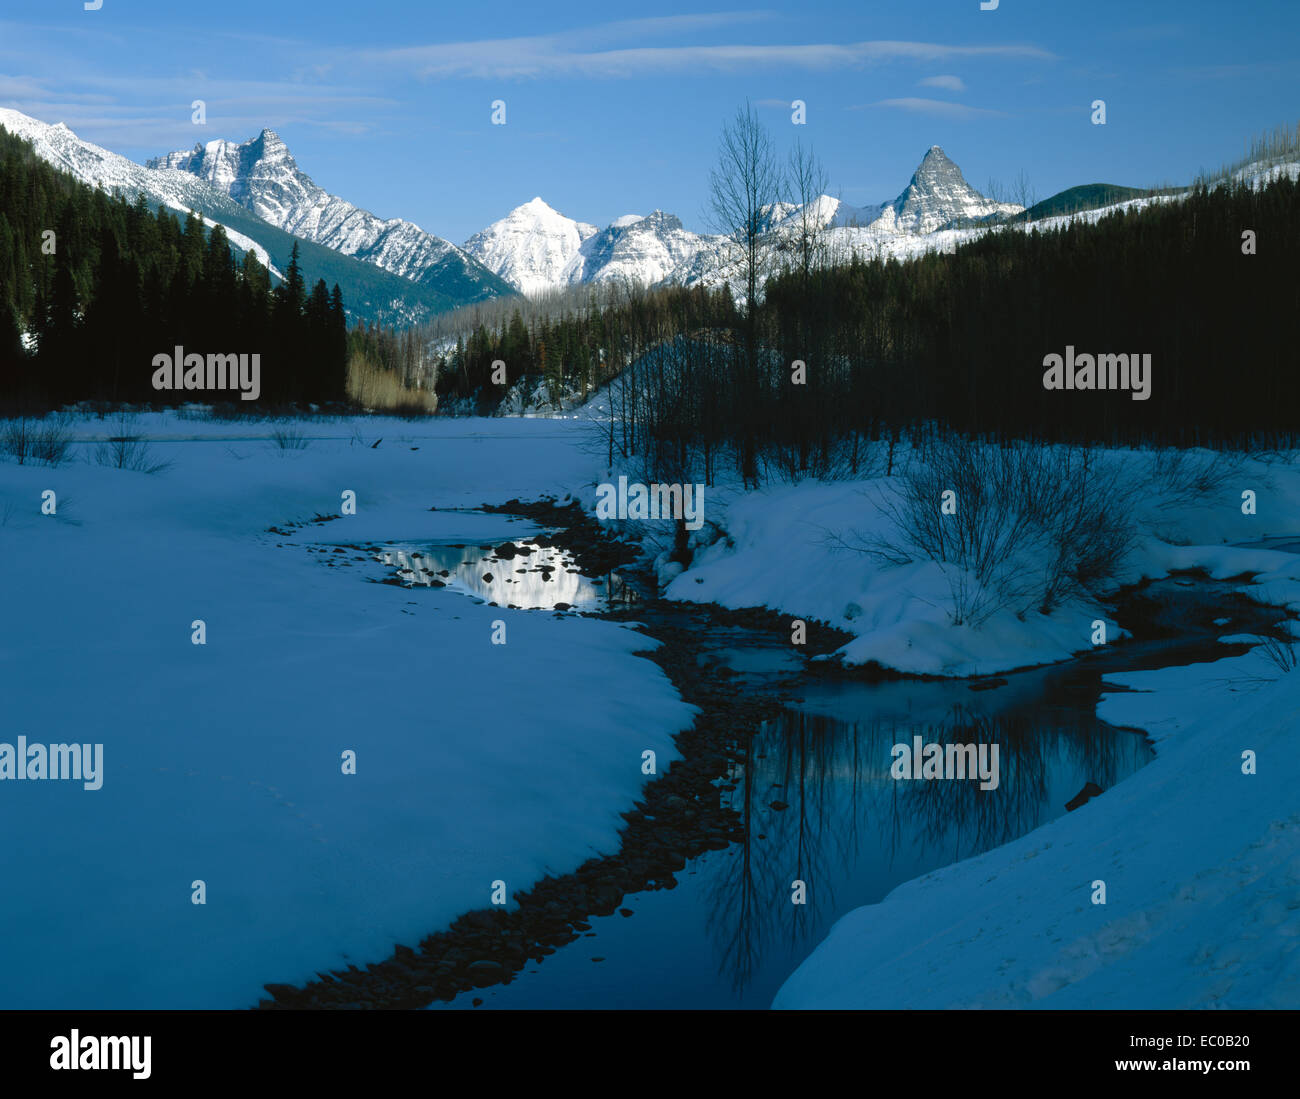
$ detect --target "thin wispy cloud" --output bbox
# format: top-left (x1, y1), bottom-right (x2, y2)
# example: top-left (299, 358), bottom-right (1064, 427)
top-left (565, 12), bottom-right (776, 46)
top-left (2, 106), bottom-right (381, 148)
top-left (365, 32), bottom-right (1055, 80)
top-left (856, 97), bottom-right (1007, 120)
top-left (0, 74), bottom-right (101, 102)
top-left (918, 74), bottom-right (966, 92)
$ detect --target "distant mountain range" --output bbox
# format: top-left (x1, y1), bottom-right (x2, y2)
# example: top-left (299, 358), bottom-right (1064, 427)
top-left (3, 106), bottom-right (1179, 323)
top-left (0, 108), bottom-right (511, 326)
top-left (147, 131), bottom-right (510, 308)
top-left (459, 145), bottom-right (1024, 295)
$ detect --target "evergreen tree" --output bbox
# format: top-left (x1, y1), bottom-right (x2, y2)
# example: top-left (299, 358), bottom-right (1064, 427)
top-left (0, 126), bottom-right (351, 408)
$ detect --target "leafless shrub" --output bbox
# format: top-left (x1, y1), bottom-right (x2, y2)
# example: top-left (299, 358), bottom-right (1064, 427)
top-left (94, 436), bottom-right (171, 474)
top-left (1150, 448), bottom-right (1247, 509)
top-left (1253, 633), bottom-right (1299, 673)
top-left (845, 436), bottom-right (1136, 625)
top-left (1, 416), bottom-right (74, 467)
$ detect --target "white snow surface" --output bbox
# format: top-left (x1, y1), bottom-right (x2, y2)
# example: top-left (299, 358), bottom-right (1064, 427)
top-left (728, 449), bottom-right (1300, 1008)
top-left (774, 641), bottom-right (1300, 1008)
top-left (0, 413), bottom-right (694, 1008)
top-left (655, 448), bottom-right (1300, 676)
top-left (462, 197), bottom-right (598, 297)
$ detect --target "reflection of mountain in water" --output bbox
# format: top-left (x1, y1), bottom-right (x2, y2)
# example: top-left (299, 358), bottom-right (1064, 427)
top-left (379, 542), bottom-right (636, 610)
top-left (428, 572), bottom-right (1277, 1011)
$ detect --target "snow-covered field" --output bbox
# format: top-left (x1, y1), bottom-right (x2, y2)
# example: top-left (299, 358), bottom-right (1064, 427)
top-left (5, 410), bottom-right (1298, 1010)
top-left (0, 412), bottom-right (693, 1008)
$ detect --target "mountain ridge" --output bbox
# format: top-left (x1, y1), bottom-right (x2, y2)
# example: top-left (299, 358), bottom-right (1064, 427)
top-left (148, 130), bottom-right (512, 307)
top-left (461, 144), bottom-right (1023, 296)
top-left (0, 107), bottom-right (511, 326)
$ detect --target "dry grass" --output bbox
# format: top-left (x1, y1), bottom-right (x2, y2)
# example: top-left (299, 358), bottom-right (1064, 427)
top-left (347, 352), bottom-right (437, 415)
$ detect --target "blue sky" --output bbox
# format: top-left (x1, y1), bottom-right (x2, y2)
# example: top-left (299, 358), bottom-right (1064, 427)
top-left (1, 0), bottom-right (1297, 241)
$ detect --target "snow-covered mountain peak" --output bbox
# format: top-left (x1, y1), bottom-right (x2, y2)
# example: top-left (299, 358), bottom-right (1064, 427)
top-left (0, 106), bottom-right (283, 276)
top-left (463, 143), bottom-right (1024, 296)
top-left (562, 209), bottom-right (705, 288)
top-left (256, 127), bottom-right (286, 150)
top-left (632, 210), bottom-right (683, 233)
top-left (878, 144), bottom-right (1020, 234)
top-left (148, 128), bottom-right (505, 296)
top-left (462, 198), bottom-right (599, 297)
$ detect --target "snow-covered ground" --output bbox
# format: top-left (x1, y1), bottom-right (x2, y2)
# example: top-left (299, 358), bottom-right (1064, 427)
top-left (0, 412), bottom-right (694, 1008)
top-left (774, 641), bottom-right (1300, 1008)
top-left (550, 434), bottom-right (1298, 1009)
top-left (716, 448), bottom-right (1300, 1008)
top-left (5, 409), bottom-right (1297, 1010)
top-left (655, 449), bottom-right (1300, 677)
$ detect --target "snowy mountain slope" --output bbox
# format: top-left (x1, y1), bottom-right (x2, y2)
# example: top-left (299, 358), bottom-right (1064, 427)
top-left (806, 154), bottom-right (1296, 268)
top-left (563, 210), bottom-right (710, 288)
top-left (0, 107), bottom-right (280, 277)
top-left (150, 131), bottom-right (513, 305)
top-left (0, 108), bottom-right (491, 326)
top-left (872, 145), bottom-right (1021, 234)
top-left (462, 197), bottom-right (598, 297)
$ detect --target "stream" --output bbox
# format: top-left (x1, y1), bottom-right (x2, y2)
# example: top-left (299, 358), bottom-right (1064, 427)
top-left (361, 532), bottom-right (1287, 1010)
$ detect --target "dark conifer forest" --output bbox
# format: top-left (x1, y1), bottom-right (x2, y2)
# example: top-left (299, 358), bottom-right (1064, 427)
top-left (0, 129), bottom-right (348, 408)
top-left (3, 121), bottom-right (1297, 453)
top-left (433, 174), bottom-right (1300, 455)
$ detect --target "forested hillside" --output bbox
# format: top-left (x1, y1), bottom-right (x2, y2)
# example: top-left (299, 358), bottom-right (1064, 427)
top-left (0, 128), bottom-right (347, 407)
top-left (436, 174), bottom-right (1299, 459)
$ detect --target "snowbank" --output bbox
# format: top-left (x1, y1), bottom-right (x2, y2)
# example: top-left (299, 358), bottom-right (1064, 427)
top-left (774, 642), bottom-right (1300, 1008)
top-left (661, 450), bottom-right (1300, 676)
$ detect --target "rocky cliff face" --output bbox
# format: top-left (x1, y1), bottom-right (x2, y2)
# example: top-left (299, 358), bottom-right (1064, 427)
top-left (149, 132), bottom-right (509, 299)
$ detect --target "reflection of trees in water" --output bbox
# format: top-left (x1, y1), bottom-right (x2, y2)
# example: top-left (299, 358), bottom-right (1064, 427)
top-left (902, 711), bottom-right (1050, 864)
top-left (707, 712), bottom-right (850, 993)
top-left (705, 703), bottom-right (1148, 994)
top-left (709, 733), bottom-right (762, 992)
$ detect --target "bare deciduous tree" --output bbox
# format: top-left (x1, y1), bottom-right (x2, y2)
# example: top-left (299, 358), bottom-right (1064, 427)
top-left (707, 102), bottom-right (784, 486)
top-left (785, 139), bottom-right (830, 286)
top-left (1011, 169), bottom-right (1038, 215)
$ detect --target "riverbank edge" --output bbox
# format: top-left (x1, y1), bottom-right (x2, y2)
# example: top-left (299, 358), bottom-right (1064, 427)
top-left (256, 498), bottom-right (849, 1009)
